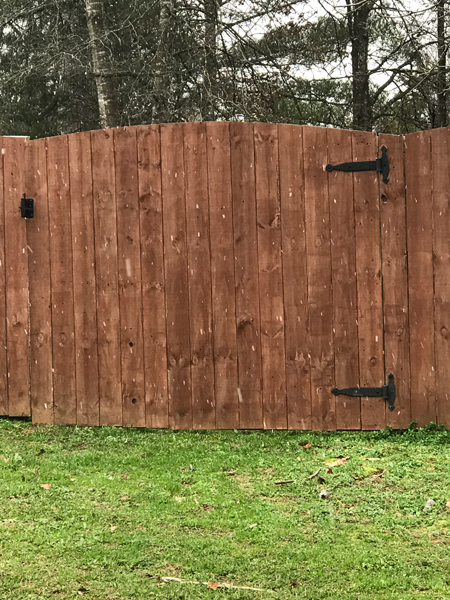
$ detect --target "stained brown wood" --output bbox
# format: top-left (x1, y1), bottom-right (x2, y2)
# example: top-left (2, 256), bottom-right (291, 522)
top-left (114, 127), bottom-right (146, 427)
top-left (278, 125), bottom-right (310, 430)
top-left (206, 122), bottom-right (239, 429)
top-left (405, 131), bottom-right (436, 427)
top-left (254, 122), bottom-right (287, 429)
top-left (353, 131), bottom-right (385, 430)
top-left (379, 133), bottom-right (411, 429)
top-left (0, 138), bottom-right (8, 415)
top-left (161, 123), bottom-right (192, 429)
top-left (303, 127), bottom-right (335, 431)
top-left (47, 135), bottom-right (76, 424)
top-left (230, 122), bottom-right (263, 429)
top-left (431, 128), bottom-right (450, 426)
top-left (91, 129), bottom-right (122, 426)
top-left (26, 138), bottom-right (54, 424)
top-left (3, 137), bottom-right (30, 416)
top-left (68, 132), bottom-right (100, 426)
top-left (184, 122), bottom-right (215, 429)
top-left (327, 127), bottom-right (360, 430)
top-left (137, 125), bottom-right (168, 429)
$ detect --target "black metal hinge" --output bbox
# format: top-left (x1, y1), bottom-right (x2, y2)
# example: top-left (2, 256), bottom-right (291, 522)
top-left (326, 145), bottom-right (389, 184)
top-left (20, 194), bottom-right (34, 219)
top-left (331, 373), bottom-right (395, 411)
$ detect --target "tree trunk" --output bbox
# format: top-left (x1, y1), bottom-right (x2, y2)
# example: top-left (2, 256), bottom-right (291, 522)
top-left (347, 0), bottom-right (374, 131)
top-left (152, 0), bottom-right (173, 123)
top-left (203, 0), bottom-right (219, 120)
top-left (84, 0), bottom-right (120, 129)
top-left (436, 0), bottom-right (447, 128)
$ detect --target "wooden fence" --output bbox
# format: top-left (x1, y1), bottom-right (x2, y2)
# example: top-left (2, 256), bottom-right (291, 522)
top-left (0, 123), bottom-right (447, 429)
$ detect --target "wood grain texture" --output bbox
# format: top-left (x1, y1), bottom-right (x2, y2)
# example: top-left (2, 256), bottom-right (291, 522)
top-left (68, 132), bottom-right (100, 426)
top-left (114, 127), bottom-right (145, 427)
top-left (161, 123), bottom-right (192, 429)
top-left (430, 128), bottom-right (450, 427)
top-left (91, 129), bottom-right (122, 426)
top-left (405, 131), bottom-right (436, 427)
top-left (278, 125), bottom-right (311, 430)
top-left (230, 122), bottom-right (263, 429)
top-left (327, 127), bottom-right (360, 430)
top-left (379, 134), bottom-right (411, 429)
top-left (206, 122), bottom-right (239, 429)
top-left (47, 135), bottom-right (76, 424)
top-left (303, 127), bottom-right (335, 431)
top-left (353, 131), bottom-right (385, 430)
top-left (3, 137), bottom-right (30, 416)
top-left (184, 122), bottom-right (215, 429)
top-left (254, 122), bottom-right (287, 429)
top-left (137, 125), bottom-right (168, 428)
top-left (26, 138), bottom-right (54, 424)
top-left (0, 138), bottom-right (8, 415)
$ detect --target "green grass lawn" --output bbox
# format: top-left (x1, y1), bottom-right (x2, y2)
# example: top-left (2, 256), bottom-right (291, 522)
top-left (0, 421), bottom-right (449, 599)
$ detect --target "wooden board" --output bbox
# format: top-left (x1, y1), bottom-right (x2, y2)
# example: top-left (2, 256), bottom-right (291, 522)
top-left (254, 122), bottom-right (287, 429)
top-left (184, 122), bottom-right (215, 429)
top-left (327, 127), bottom-right (360, 430)
top-left (114, 127), bottom-right (145, 427)
top-left (0, 138), bottom-right (8, 415)
top-left (161, 123), bottom-right (192, 429)
top-left (353, 131), bottom-right (385, 430)
top-left (3, 137), bottom-right (30, 416)
top-left (91, 129), bottom-right (122, 426)
top-left (430, 128), bottom-right (450, 426)
top-left (379, 134), bottom-right (411, 429)
top-left (278, 125), bottom-right (310, 430)
top-left (47, 135), bottom-right (76, 424)
top-left (206, 122), bottom-right (239, 430)
top-left (405, 131), bottom-right (436, 427)
top-left (26, 138), bottom-right (54, 424)
top-left (68, 132), bottom-right (99, 426)
top-left (230, 122), bottom-right (263, 429)
top-left (303, 127), bottom-right (335, 430)
top-left (137, 125), bottom-right (168, 429)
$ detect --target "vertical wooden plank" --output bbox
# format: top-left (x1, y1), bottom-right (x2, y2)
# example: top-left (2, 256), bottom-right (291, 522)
top-left (405, 131), bottom-right (436, 427)
top-left (432, 129), bottom-right (450, 427)
top-left (69, 132), bottom-right (99, 426)
top-left (230, 122), bottom-right (263, 429)
top-left (114, 127), bottom-right (145, 427)
top-left (137, 125), bottom-right (168, 429)
top-left (327, 128), bottom-right (360, 430)
top-left (47, 135), bottom-right (76, 424)
top-left (379, 134), bottom-right (411, 429)
top-left (0, 138), bottom-right (8, 415)
top-left (26, 138), bottom-right (54, 424)
top-left (254, 123), bottom-right (287, 429)
top-left (303, 127), bottom-right (335, 430)
top-left (92, 129), bottom-right (122, 426)
top-left (353, 131), bottom-right (385, 430)
top-left (161, 123), bottom-right (192, 429)
top-left (206, 122), bottom-right (239, 429)
top-left (184, 122), bottom-right (215, 429)
top-left (279, 125), bottom-right (311, 430)
top-left (4, 137), bottom-right (30, 416)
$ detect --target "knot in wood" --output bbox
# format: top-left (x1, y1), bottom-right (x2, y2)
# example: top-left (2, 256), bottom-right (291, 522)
top-left (370, 356), bottom-right (377, 366)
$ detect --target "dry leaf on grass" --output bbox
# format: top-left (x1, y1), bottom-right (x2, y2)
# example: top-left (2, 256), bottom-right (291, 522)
top-left (120, 495), bottom-right (130, 501)
top-left (362, 457), bottom-right (380, 461)
top-left (207, 582), bottom-right (220, 590)
top-left (445, 500), bottom-right (450, 510)
top-left (0, 456), bottom-right (9, 463)
top-left (40, 484), bottom-right (52, 490)
top-left (110, 525), bottom-right (118, 532)
top-left (325, 456), bottom-right (350, 467)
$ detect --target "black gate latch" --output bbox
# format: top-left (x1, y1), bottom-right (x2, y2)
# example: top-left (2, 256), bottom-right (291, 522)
top-left (331, 373), bottom-right (395, 411)
top-left (20, 194), bottom-right (34, 219)
top-left (326, 145), bottom-right (389, 184)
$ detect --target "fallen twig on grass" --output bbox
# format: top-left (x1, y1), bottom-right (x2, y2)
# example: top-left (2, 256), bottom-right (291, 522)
top-left (275, 479), bottom-right (295, 485)
top-left (157, 576), bottom-right (274, 592)
top-left (306, 468), bottom-right (321, 480)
